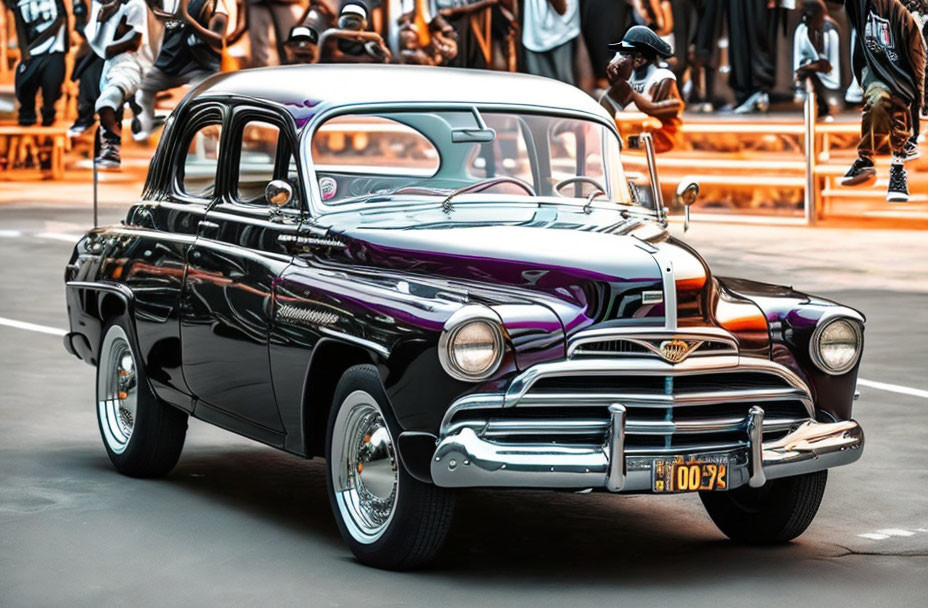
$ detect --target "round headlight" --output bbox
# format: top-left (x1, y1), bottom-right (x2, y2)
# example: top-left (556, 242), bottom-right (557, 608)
top-left (810, 317), bottom-right (863, 375)
top-left (439, 308), bottom-right (504, 382)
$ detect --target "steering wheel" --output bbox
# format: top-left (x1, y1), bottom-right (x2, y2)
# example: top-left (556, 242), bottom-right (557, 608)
top-left (554, 176), bottom-right (608, 198)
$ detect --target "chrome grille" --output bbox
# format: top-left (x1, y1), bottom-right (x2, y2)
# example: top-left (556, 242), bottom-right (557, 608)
top-left (441, 329), bottom-right (814, 456)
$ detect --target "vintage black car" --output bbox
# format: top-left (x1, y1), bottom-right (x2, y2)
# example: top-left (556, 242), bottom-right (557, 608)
top-left (64, 65), bottom-right (865, 569)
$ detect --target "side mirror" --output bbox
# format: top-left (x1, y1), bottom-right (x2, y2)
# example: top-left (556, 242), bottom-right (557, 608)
top-left (674, 179), bottom-right (700, 232)
top-left (266, 180), bottom-right (293, 208)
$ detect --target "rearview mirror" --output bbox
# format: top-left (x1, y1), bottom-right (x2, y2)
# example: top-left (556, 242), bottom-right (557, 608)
top-left (674, 179), bottom-right (700, 232)
top-left (266, 180), bottom-right (293, 208)
top-left (451, 128), bottom-right (496, 143)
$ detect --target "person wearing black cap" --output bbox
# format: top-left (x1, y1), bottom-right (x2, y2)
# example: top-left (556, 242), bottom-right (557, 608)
top-left (247, 0), bottom-right (305, 67)
top-left (600, 24), bottom-right (684, 153)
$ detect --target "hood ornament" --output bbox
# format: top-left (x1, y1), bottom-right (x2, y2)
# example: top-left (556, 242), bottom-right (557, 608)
top-left (659, 339), bottom-right (702, 363)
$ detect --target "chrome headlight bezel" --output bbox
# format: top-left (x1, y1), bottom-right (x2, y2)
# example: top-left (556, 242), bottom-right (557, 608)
top-left (438, 306), bottom-right (505, 382)
top-left (809, 312), bottom-right (864, 376)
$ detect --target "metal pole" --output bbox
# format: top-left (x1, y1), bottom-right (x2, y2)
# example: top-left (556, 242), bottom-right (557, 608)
top-left (803, 78), bottom-right (817, 226)
top-left (92, 127), bottom-right (99, 228)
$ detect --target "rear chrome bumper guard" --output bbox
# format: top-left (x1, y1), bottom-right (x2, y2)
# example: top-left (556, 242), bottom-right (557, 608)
top-left (430, 406), bottom-right (864, 492)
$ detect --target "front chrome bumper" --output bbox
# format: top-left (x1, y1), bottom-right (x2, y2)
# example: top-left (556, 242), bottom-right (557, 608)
top-left (430, 409), bottom-right (864, 492)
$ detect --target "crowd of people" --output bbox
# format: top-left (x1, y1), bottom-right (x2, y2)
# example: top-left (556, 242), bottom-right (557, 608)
top-left (2, 0), bottom-right (926, 200)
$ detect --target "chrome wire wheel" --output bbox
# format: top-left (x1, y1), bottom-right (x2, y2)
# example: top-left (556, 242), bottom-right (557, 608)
top-left (330, 390), bottom-right (399, 545)
top-left (97, 325), bottom-right (138, 455)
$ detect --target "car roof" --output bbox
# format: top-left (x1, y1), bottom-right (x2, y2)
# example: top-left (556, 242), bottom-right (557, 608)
top-left (191, 64), bottom-right (615, 128)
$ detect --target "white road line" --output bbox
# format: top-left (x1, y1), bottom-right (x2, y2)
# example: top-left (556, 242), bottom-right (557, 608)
top-left (0, 317), bottom-right (67, 337)
top-left (876, 528), bottom-right (916, 537)
top-left (34, 232), bottom-right (82, 243)
top-left (0, 230), bottom-right (23, 238)
top-left (858, 378), bottom-right (928, 400)
top-left (0, 315), bottom-right (927, 403)
top-left (858, 533), bottom-right (891, 540)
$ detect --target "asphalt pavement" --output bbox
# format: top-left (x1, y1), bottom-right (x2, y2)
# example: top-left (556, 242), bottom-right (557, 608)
top-left (1, 201), bottom-right (926, 607)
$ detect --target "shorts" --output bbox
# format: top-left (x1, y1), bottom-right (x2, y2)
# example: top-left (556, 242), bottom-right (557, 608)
top-left (96, 52), bottom-right (150, 112)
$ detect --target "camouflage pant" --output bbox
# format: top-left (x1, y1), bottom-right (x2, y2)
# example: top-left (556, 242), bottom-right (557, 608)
top-left (858, 80), bottom-right (911, 159)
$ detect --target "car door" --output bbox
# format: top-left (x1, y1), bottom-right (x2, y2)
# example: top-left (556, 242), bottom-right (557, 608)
top-left (181, 104), bottom-right (304, 438)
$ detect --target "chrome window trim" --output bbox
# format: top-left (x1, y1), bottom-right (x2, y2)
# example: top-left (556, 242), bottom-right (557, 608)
top-left (297, 101), bottom-right (644, 218)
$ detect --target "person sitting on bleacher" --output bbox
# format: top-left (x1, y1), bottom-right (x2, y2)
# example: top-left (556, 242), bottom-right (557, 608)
top-left (69, 0), bottom-right (107, 137)
top-left (840, 0), bottom-right (925, 203)
top-left (600, 25), bottom-right (684, 153)
top-left (131, 0), bottom-right (228, 141)
top-left (5, 0), bottom-right (69, 126)
top-left (793, 0), bottom-right (841, 119)
top-left (85, 0), bottom-right (163, 169)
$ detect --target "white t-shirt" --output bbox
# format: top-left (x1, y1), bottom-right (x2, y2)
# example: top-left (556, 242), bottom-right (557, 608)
top-left (86, 0), bottom-right (163, 64)
top-left (522, 0), bottom-right (581, 53)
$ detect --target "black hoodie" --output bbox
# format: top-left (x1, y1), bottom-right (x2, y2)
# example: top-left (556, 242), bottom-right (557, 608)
top-left (845, 0), bottom-right (926, 110)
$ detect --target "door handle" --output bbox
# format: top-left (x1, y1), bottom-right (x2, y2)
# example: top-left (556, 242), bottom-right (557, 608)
top-left (197, 220), bottom-right (219, 235)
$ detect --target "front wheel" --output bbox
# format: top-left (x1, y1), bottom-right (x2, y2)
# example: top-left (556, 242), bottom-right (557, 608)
top-left (96, 320), bottom-right (187, 477)
top-left (326, 365), bottom-right (455, 570)
top-left (700, 470), bottom-right (828, 544)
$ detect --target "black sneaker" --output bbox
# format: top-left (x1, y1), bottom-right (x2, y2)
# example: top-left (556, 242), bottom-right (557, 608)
top-left (68, 119), bottom-right (94, 138)
top-left (95, 129), bottom-right (122, 170)
top-left (901, 138), bottom-right (920, 162)
top-left (887, 163), bottom-right (909, 203)
top-left (839, 157), bottom-right (876, 187)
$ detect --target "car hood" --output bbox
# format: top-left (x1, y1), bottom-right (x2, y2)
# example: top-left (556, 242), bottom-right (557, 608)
top-left (323, 203), bottom-right (714, 333)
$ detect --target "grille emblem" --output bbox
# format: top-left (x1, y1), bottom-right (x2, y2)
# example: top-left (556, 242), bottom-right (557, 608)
top-left (659, 339), bottom-right (700, 363)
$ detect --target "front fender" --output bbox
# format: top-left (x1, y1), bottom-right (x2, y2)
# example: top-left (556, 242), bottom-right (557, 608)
top-left (718, 276), bottom-right (865, 421)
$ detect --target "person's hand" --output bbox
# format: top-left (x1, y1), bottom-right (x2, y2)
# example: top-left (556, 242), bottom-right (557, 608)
top-left (606, 53), bottom-right (633, 84)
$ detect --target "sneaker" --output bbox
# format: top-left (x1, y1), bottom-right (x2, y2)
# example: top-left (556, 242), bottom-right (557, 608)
top-left (839, 157), bottom-right (877, 187)
top-left (67, 120), bottom-right (94, 138)
top-left (95, 129), bottom-right (122, 170)
top-left (901, 139), bottom-right (921, 162)
top-left (887, 163), bottom-right (909, 203)
top-left (733, 91), bottom-right (769, 114)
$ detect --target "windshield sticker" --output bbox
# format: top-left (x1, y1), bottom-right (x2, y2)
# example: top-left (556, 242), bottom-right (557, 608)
top-left (319, 177), bottom-right (338, 201)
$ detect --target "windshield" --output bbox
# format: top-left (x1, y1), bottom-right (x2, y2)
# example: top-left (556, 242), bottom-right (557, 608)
top-left (307, 108), bottom-right (632, 207)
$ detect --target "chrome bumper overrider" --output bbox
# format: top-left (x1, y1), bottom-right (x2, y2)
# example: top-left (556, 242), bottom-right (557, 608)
top-left (430, 412), bottom-right (864, 492)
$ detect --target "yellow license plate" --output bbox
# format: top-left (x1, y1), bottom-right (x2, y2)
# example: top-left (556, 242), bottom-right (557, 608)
top-left (652, 456), bottom-right (728, 493)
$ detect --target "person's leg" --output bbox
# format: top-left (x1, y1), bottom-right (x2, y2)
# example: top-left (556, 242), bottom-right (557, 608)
top-left (726, 0), bottom-right (753, 106)
top-left (95, 54), bottom-right (144, 168)
top-left (248, 4), bottom-right (274, 68)
top-left (842, 80), bottom-right (894, 187)
top-left (133, 66), bottom-right (182, 140)
top-left (887, 94), bottom-right (912, 202)
top-left (40, 52), bottom-right (67, 126)
top-left (14, 57), bottom-right (41, 126)
top-left (74, 55), bottom-right (102, 131)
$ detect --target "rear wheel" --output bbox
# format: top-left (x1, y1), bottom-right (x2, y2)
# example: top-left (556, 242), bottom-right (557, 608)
top-left (326, 364), bottom-right (455, 570)
top-left (96, 320), bottom-right (187, 477)
top-left (700, 471), bottom-right (828, 544)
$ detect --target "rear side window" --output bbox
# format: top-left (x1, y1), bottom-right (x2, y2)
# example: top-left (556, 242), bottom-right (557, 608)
top-left (234, 118), bottom-right (300, 208)
top-left (181, 123), bottom-right (222, 198)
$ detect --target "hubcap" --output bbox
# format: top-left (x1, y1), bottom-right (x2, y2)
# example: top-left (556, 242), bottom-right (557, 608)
top-left (97, 326), bottom-right (138, 454)
top-left (331, 390), bottom-right (399, 544)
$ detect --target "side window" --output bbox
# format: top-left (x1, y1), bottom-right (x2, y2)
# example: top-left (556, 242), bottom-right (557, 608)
top-left (181, 123), bottom-right (222, 198)
top-left (236, 119), bottom-right (298, 206)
